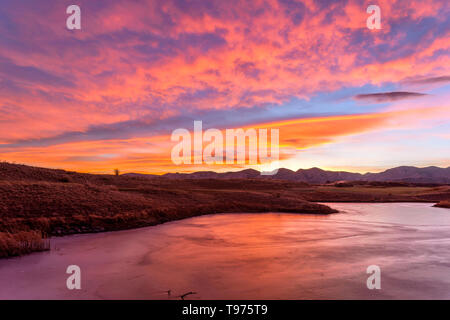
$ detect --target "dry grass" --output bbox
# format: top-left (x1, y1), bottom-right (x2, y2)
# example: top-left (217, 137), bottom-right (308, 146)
top-left (0, 164), bottom-right (337, 258)
top-left (304, 185), bottom-right (450, 202)
top-left (0, 231), bottom-right (50, 258)
top-left (1, 161), bottom-right (449, 258)
top-left (434, 200), bottom-right (450, 208)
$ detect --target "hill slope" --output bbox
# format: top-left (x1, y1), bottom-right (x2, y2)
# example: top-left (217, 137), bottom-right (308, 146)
top-left (0, 162), bottom-right (335, 258)
top-left (127, 165), bottom-right (450, 184)
top-left (2, 162), bottom-right (449, 258)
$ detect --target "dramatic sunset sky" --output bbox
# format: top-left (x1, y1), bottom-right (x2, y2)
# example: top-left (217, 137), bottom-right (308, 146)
top-left (0, 0), bottom-right (449, 174)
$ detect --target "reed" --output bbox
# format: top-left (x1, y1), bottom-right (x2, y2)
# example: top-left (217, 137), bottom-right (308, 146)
top-left (0, 231), bottom-right (50, 258)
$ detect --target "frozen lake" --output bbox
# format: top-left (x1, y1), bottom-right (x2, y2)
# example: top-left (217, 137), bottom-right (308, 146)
top-left (1, 203), bottom-right (449, 299)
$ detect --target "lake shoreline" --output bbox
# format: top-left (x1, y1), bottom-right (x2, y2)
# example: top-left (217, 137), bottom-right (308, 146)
top-left (1, 200), bottom-right (444, 260)
top-left (434, 200), bottom-right (450, 208)
top-left (2, 163), bottom-right (449, 258)
top-left (2, 203), bottom-right (449, 300)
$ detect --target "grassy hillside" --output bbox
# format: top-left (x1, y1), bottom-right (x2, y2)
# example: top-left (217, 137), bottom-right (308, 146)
top-left (0, 163), bottom-right (335, 258)
top-left (1, 162), bottom-right (449, 258)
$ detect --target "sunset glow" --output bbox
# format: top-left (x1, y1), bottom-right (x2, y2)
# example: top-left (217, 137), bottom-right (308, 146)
top-left (0, 0), bottom-right (449, 173)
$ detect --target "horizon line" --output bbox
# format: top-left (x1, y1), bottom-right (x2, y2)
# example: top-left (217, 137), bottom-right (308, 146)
top-left (2, 161), bottom-right (449, 177)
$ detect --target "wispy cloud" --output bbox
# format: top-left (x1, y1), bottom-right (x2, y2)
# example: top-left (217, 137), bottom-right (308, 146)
top-left (403, 75), bottom-right (450, 85)
top-left (354, 92), bottom-right (427, 103)
top-left (0, 0), bottom-right (449, 172)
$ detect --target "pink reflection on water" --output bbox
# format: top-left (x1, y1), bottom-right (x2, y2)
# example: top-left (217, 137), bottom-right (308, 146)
top-left (0, 203), bottom-right (450, 299)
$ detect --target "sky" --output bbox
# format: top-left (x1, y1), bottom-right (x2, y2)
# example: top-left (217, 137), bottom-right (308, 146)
top-left (0, 0), bottom-right (449, 174)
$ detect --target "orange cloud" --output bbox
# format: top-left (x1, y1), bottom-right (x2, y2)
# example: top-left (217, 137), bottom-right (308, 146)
top-left (4, 102), bottom-right (447, 174)
top-left (1, 0), bottom-right (449, 172)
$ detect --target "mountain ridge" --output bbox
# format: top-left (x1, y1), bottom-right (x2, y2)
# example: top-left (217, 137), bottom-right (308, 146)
top-left (124, 165), bottom-right (450, 184)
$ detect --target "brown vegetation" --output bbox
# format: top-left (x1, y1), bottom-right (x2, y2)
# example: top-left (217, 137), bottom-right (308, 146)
top-left (434, 200), bottom-right (450, 208)
top-left (1, 162), bottom-right (449, 258)
top-left (0, 163), bottom-right (336, 258)
top-left (0, 231), bottom-right (50, 258)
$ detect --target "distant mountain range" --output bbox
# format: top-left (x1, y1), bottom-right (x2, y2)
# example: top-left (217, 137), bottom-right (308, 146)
top-left (125, 166), bottom-right (450, 184)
